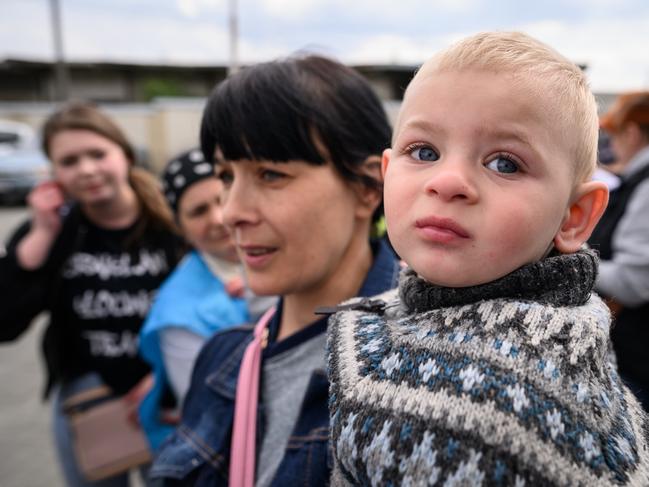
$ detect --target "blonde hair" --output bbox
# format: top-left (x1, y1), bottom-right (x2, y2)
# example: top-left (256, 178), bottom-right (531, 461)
top-left (42, 102), bottom-right (177, 239)
top-left (402, 31), bottom-right (599, 182)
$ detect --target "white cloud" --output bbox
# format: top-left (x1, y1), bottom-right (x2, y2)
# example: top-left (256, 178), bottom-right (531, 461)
top-left (521, 17), bottom-right (649, 91)
top-left (427, 0), bottom-right (481, 12)
top-left (61, 8), bottom-right (230, 64)
top-left (0, 2), bottom-right (53, 60)
top-left (564, 0), bottom-right (635, 8)
top-left (259, 0), bottom-right (324, 19)
top-left (176, 0), bottom-right (225, 18)
top-left (257, 0), bottom-right (481, 23)
top-left (342, 35), bottom-right (436, 65)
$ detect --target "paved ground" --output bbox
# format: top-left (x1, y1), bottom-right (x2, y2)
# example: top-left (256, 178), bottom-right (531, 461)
top-left (0, 206), bottom-right (64, 486)
top-left (0, 206), bottom-right (147, 487)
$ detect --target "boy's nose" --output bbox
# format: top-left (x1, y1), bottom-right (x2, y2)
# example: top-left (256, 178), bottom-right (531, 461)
top-left (423, 160), bottom-right (478, 203)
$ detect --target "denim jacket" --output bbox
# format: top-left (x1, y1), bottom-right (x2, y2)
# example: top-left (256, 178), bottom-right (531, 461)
top-left (149, 239), bottom-right (400, 486)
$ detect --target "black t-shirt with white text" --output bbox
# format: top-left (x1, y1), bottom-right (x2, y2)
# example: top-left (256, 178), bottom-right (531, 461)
top-left (59, 217), bottom-right (178, 395)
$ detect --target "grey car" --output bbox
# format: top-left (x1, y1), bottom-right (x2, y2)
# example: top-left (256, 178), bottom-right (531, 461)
top-left (0, 120), bottom-right (50, 204)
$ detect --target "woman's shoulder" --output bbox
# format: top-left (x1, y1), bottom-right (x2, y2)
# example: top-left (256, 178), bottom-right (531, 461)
top-left (141, 251), bottom-right (247, 337)
top-left (202, 322), bottom-right (256, 352)
top-left (190, 323), bottom-right (256, 380)
top-left (154, 251), bottom-right (206, 291)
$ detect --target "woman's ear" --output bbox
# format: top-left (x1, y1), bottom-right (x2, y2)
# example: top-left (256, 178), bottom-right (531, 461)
top-left (554, 180), bottom-right (609, 253)
top-left (353, 155), bottom-right (383, 219)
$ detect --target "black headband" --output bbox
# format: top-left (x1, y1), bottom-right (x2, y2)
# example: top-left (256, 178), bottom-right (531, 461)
top-left (161, 148), bottom-right (215, 213)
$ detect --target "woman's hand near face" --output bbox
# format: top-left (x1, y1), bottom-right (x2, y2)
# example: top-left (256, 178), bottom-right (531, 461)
top-left (29, 181), bottom-right (66, 234)
top-left (16, 181), bottom-right (66, 270)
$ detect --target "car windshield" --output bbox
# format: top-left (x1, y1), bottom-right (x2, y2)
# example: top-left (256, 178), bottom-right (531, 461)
top-left (0, 121), bottom-right (38, 153)
top-left (0, 132), bottom-right (21, 146)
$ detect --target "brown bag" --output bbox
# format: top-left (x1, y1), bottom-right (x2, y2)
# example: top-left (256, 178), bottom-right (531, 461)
top-left (63, 386), bottom-right (152, 482)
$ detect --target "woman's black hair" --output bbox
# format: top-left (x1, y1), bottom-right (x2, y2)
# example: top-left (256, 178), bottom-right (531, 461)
top-left (200, 54), bottom-right (392, 222)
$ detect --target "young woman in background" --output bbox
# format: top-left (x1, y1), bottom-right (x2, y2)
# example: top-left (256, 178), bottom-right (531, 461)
top-left (0, 102), bottom-right (182, 487)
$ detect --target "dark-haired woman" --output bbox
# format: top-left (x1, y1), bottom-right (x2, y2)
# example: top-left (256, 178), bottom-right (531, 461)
top-left (149, 55), bottom-right (400, 486)
top-left (0, 103), bottom-right (182, 487)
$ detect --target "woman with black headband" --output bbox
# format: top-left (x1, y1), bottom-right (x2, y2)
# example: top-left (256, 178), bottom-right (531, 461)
top-left (138, 148), bottom-right (274, 452)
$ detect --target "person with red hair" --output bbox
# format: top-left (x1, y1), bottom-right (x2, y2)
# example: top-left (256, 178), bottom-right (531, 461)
top-left (589, 91), bottom-right (649, 409)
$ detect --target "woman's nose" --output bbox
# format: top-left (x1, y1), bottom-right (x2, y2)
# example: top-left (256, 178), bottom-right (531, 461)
top-left (221, 177), bottom-right (259, 230)
top-left (77, 156), bottom-right (96, 174)
top-left (423, 159), bottom-right (478, 203)
top-left (208, 205), bottom-right (224, 226)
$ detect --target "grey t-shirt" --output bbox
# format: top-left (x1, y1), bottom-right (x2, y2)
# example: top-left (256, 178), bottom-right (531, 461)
top-left (255, 330), bottom-right (327, 487)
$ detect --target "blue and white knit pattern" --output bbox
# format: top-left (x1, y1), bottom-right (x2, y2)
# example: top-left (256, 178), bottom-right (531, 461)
top-left (328, 251), bottom-right (649, 486)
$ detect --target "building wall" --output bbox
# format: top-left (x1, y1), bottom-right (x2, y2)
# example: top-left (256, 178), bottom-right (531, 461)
top-left (0, 93), bottom-right (619, 175)
top-left (0, 99), bottom-right (205, 173)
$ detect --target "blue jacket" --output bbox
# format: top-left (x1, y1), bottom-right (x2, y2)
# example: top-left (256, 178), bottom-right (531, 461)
top-left (149, 240), bottom-right (400, 486)
top-left (139, 250), bottom-right (249, 450)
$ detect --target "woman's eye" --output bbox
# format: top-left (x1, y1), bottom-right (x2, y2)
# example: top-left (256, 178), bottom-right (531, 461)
top-left (89, 149), bottom-right (105, 160)
top-left (410, 145), bottom-right (440, 162)
top-left (216, 169), bottom-right (234, 186)
top-left (188, 204), bottom-right (209, 218)
top-left (59, 156), bottom-right (77, 167)
top-left (260, 169), bottom-right (285, 182)
top-left (486, 156), bottom-right (519, 174)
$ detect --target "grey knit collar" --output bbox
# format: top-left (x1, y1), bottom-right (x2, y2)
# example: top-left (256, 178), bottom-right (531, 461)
top-left (399, 249), bottom-right (598, 313)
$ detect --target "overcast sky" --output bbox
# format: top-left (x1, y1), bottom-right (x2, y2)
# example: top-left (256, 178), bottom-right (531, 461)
top-left (2, 0), bottom-right (649, 93)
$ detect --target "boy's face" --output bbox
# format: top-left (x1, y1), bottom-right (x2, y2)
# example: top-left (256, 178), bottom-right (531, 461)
top-left (383, 69), bottom-right (577, 287)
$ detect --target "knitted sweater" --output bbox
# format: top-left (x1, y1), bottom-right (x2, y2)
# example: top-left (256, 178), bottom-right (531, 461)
top-left (327, 250), bottom-right (649, 486)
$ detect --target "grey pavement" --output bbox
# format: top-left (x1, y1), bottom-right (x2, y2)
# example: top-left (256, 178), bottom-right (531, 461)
top-left (0, 207), bottom-right (146, 487)
top-left (0, 206), bottom-right (64, 487)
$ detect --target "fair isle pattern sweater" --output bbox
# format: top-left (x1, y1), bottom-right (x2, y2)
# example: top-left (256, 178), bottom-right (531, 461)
top-left (327, 250), bottom-right (649, 486)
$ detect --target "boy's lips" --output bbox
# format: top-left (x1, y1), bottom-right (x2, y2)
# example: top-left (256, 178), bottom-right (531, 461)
top-left (415, 216), bottom-right (470, 242)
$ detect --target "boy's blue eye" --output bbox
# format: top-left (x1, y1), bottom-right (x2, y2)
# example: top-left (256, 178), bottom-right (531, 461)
top-left (486, 156), bottom-right (518, 174)
top-left (411, 146), bottom-right (440, 162)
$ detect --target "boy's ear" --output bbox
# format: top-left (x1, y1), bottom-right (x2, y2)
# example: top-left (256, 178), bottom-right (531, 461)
top-left (553, 180), bottom-right (609, 253)
top-left (353, 155), bottom-right (383, 219)
top-left (381, 148), bottom-right (392, 179)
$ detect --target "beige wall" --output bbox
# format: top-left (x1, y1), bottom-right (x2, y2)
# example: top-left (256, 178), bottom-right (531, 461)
top-left (0, 93), bottom-right (617, 174)
top-left (0, 98), bottom-right (205, 174)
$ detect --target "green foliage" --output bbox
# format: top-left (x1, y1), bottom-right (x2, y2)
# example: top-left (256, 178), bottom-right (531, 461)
top-left (142, 78), bottom-right (186, 101)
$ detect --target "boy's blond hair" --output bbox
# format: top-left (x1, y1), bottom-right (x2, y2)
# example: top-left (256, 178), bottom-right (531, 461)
top-left (400, 31), bottom-right (599, 182)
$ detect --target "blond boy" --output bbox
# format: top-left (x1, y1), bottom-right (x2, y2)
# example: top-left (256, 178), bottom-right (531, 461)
top-left (328, 32), bottom-right (649, 486)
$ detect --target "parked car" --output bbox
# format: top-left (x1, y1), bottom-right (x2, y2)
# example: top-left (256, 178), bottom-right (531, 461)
top-left (0, 120), bottom-right (50, 205)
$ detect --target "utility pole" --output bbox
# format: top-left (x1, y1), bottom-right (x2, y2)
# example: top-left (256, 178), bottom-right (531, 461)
top-left (49, 0), bottom-right (69, 100)
top-left (227, 0), bottom-right (239, 76)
